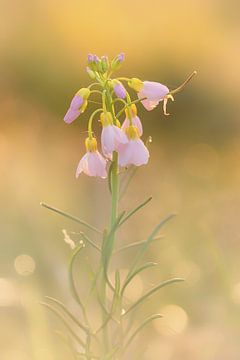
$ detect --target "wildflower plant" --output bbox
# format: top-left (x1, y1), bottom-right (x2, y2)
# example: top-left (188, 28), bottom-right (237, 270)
top-left (41, 53), bottom-right (196, 359)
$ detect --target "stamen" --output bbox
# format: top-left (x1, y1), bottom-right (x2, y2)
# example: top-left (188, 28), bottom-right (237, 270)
top-left (163, 94), bottom-right (174, 116)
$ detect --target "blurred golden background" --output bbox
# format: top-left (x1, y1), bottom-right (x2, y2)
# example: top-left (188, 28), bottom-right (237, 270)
top-left (1, 0), bottom-right (240, 359)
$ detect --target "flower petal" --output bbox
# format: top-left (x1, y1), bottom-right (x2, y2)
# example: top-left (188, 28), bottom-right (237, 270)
top-left (64, 108), bottom-right (81, 124)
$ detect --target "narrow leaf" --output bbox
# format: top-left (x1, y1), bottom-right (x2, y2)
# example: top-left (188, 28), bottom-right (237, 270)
top-left (123, 278), bottom-right (184, 316)
top-left (113, 236), bottom-right (164, 255)
top-left (126, 214), bottom-right (176, 281)
top-left (124, 314), bottom-right (162, 350)
top-left (69, 245), bottom-right (89, 326)
top-left (45, 296), bottom-right (89, 333)
top-left (119, 197), bottom-right (152, 227)
top-left (40, 202), bottom-right (102, 234)
top-left (40, 302), bottom-right (86, 347)
top-left (121, 262), bottom-right (157, 296)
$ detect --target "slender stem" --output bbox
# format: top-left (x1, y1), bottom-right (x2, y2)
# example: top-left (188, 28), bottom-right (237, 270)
top-left (170, 70), bottom-right (197, 95)
top-left (110, 152), bottom-right (119, 228)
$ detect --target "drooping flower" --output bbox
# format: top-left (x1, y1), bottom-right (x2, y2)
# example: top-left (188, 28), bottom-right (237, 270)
top-left (76, 137), bottom-right (107, 178)
top-left (64, 88), bottom-right (90, 124)
top-left (112, 80), bottom-right (126, 99)
top-left (128, 78), bottom-right (170, 113)
top-left (100, 112), bottom-right (128, 157)
top-left (138, 81), bottom-right (169, 111)
top-left (121, 104), bottom-right (143, 136)
top-left (118, 125), bottom-right (149, 167)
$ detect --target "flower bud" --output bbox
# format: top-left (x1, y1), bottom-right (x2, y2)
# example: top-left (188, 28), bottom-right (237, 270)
top-left (128, 78), bottom-right (143, 92)
top-left (112, 80), bottom-right (126, 99)
top-left (101, 56), bottom-right (109, 73)
top-left (87, 54), bottom-right (94, 64)
top-left (86, 67), bottom-right (96, 79)
top-left (111, 53), bottom-right (125, 71)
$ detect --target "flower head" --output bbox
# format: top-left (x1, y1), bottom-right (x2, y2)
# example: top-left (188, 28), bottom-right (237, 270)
top-left (64, 88), bottom-right (90, 124)
top-left (118, 125), bottom-right (149, 167)
top-left (138, 81), bottom-right (169, 111)
top-left (100, 112), bottom-right (128, 156)
top-left (76, 137), bottom-right (107, 178)
top-left (122, 104), bottom-right (143, 136)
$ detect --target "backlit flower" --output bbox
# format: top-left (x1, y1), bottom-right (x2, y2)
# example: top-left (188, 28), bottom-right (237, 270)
top-left (64, 88), bottom-right (90, 124)
top-left (76, 137), bottom-right (107, 178)
top-left (121, 104), bottom-right (143, 136)
top-left (100, 112), bottom-right (128, 156)
top-left (138, 81), bottom-right (169, 111)
top-left (118, 126), bottom-right (149, 167)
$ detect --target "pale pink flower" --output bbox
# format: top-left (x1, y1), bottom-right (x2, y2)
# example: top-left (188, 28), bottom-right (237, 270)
top-left (138, 81), bottom-right (169, 111)
top-left (122, 116), bottom-right (143, 136)
top-left (101, 125), bottom-right (128, 156)
top-left (118, 126), bottom-right (149, 167)
top-left (76, 137), bottom-right (107, 178)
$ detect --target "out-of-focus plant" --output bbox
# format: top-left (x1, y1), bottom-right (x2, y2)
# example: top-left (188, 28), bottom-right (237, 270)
top-left (40, 53), bottom-right (196, 359)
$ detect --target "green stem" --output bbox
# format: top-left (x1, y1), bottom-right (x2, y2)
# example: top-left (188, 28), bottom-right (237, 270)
top-left (110, 152), bottom-right (119, 228)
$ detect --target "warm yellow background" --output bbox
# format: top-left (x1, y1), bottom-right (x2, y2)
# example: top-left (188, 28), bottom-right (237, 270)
top-left (1, 0), bottom-right (240, 359)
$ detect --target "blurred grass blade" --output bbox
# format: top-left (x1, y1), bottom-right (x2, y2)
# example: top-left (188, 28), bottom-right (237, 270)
top-left (113, 236), bottom-right (164, 255)
top-left (40, 301), bottom-right (86, 347)
top-left (69, 245), bottom-right (89, 326)
top-left (40, 202), bottom-right (102, 234)
top-left (96, 270), bottom-right (121, 334)
top-left (126, 214), bottom-right (176, 281)
top-left (123, 278), bottom-right (184, 316)
top-left (124, 314), bottom-right (162, 351)
top-left (119, 196), bottom-right (152, 227)
top-left (104, 345), bottom-right (120, 359)
top-left (45, 296), bottom-right (89, 333)
top-left (121, 262), bottom-right (157, 296)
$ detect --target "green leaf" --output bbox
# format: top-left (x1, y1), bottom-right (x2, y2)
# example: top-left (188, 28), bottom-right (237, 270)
top-left (126, 213), bottom-right (176, 282)
top-left (123, 314), bottom-right (162, 351)
top-left (121, 262), bottom-right (157, 296)
top-left (123, 278), bottom-right (184, 316)
top-left (45, 296), bottom-right (89, 333)
top-left (40, 202), bottom-right (102, 234)
top-left (119, 197), bottom-right (152, 227)
top-left (68, 245), bottom-right (89, 326)
top-left (40, 301), bottom-right (86, 347)
top-left (113, 236), bottom-right (164, 255)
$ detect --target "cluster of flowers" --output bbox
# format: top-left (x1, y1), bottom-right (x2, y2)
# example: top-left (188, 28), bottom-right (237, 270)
top-left (64, 53), bottom-right (194, 178)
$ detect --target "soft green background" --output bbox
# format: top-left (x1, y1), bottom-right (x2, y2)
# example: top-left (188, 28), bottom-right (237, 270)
top-left (1, 0), bottom-right (240, 359)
